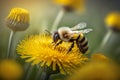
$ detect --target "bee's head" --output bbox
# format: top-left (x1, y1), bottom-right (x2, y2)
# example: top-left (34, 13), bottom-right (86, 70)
top-left (52, 31), bottom-right (60, 43)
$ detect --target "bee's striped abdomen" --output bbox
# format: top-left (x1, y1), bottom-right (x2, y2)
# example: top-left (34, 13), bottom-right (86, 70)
top-left (76, 34), bottom-right (88, 54)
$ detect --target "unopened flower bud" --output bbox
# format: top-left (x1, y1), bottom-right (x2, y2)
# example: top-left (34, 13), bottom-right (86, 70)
top-left (105, 12), bottom-right (120, 32)
top-left (6, 8), bottom-right (30, 31)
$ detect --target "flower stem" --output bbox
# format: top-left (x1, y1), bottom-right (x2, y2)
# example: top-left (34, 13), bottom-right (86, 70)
top-left (51, 9), bottom-right (65, 31)
top-left (40, 71), bottom-right (51, 80)
top-left (35, 65), bottom-right (42, 80)
top-left (7, 31), bottom-right (15, 58)
top-left (100, 30), bottom-right (112, 49)
top-left (25, 66), bottom-right (34, 80)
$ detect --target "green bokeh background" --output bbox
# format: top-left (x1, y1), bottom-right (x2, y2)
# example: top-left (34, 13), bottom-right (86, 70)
top-left (0, 0), bottom-right (120, 80)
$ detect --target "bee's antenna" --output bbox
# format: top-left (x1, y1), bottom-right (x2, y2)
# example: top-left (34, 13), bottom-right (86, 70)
top-left (45, 29), bottom-right (52, 35)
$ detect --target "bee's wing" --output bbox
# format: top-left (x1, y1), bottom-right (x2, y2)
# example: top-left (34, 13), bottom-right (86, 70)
top-left (71, 22), bottom-right (87, 30)
top-left (72, 29), bottom-right (93, 34)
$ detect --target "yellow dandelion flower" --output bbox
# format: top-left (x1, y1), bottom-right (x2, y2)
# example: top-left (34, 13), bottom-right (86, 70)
top-left (68, 62), bottom-right (119, 80)
top-left (105, 12), bottom-right (120, 32)
top-left (0, 59), bottom-right (23, 80)
top-left (54, 0), bottom-right (85, 12)
top-left (91, 53), bottom-right (110, 62)
top-left (6, 8), bottom-right (30, 31)
top-left (16, 34), bottom-right (88, 74)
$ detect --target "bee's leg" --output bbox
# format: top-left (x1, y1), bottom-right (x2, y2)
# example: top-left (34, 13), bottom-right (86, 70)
top-left (51, 41), bottom-right (55, 45)
top-left (51, 40), bottom-right (61, 46)
top-left (54, 40), bottom-right (63, 47)
top-left (67, 42), bottom-right (74, 53)
top-left (50, 41), bottom-right (55, 47)
top-left (51, 42), bottom-right (54, 43)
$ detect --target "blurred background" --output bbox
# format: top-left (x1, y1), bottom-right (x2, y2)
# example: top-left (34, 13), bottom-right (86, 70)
top-left (0, 0), bottom-right (120, 79)
top-left (0, 0), bottom-right (120, 60)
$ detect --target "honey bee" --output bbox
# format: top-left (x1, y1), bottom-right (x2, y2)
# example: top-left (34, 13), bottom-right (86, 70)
top-left (48, 22), bottom-right (92, 54)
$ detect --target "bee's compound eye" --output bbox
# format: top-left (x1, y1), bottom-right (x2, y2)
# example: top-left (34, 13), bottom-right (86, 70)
top-left (55, 34), bottom-right (58, 39)
top-left (53, 32), bottom-right (59, 43)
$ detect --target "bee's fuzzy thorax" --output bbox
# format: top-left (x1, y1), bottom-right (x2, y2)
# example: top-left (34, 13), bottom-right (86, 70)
top-left (58, 27), bottom-right (73, 41)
